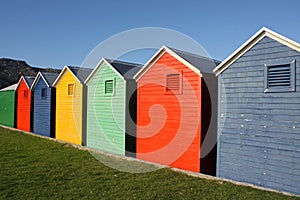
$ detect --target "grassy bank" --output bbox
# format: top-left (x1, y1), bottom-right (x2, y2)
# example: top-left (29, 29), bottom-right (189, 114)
top-left (0, 127), bottom-right (298, 199)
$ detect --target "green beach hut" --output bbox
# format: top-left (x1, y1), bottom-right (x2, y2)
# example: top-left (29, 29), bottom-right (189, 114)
top-left (85, 58), bottom-right (140, 157)
top-left (0, 83), bottom-right (17, 127)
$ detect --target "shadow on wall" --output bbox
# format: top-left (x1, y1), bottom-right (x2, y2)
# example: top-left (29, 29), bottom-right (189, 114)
top-left (200, 74), bottom-right (217, 176)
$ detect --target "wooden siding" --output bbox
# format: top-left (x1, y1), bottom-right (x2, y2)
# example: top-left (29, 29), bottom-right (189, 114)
top-left (0, 90), bottom-right (15, 127)
top-left (217, 36), bottom-right (300, 194)
top-left (55, 70), bottom-right (83, 145)
top-left (16, 79), bottom-right (32, 132)
top-left (32, 78), bottom-right (55, 137)
top-left (136, 52), bottom-right (201, 172)
top-left (86, 63), bottom-right (126, 155)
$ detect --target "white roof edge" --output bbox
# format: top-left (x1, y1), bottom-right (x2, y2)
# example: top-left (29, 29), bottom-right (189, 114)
top-left (84, 58), bottom-right (106, 84)
top-left (133, 46), bottom-right (166, 81)
top-left (66, 65), bottom-right (84, 84)
top-left (31, 71), bottom-right (50, 90)
top-left (52, 66), bottom-right (68, 87)
top-left (214, 27), bottom-right (300, 76)
top-left (264, 27), bottom-right (300, 51)
top-left (52, 65), bottom-right (82, 87)
top-left (85, 58), bottom-right (125, 85)
top-left (16, 75), bottom-right (30, 90)
top-left (165, 46), bottom-right (202, 77)
top-left (0, 83), bottom-right (18, 91)
top-left (106, 60), bottom-right (126, 81)
top-left (133, 45), bottom-right (202, 81)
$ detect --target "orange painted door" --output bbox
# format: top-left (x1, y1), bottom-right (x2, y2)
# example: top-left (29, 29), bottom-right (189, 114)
top-left (136, 52), bottom-right (201, 172)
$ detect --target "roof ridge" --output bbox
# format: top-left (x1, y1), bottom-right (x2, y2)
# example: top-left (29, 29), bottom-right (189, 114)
top-left (40, 71), bottom-right (59, 75)
top-left (167, 46), bottom-right (220, 63)
top-left (24, 75), bottom-right (35, 78)
top-left (67, 65), bottom-right (92, 69)
top-left (106, 58), bottom-right (142, 66)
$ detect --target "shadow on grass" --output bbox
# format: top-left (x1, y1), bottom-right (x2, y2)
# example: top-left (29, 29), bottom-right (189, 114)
top-left (89, 150), bottom-right (163, 173)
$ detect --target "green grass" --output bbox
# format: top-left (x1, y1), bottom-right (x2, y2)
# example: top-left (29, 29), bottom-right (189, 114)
top-left (0, 127), bottom-right (298, 200)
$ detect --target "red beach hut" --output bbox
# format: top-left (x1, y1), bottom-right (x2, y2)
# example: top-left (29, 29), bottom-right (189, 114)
top-left (134, 46), bottom-right (219, 173)
top-left (16, 76), bottom-right (35, 132)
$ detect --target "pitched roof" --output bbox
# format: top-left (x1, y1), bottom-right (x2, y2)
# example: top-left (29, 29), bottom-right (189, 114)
top-left (106, 59), bottom-right (142, 79)
top-left (31, 72), bottom-right (59, 89)
top-left (53, 66), bottom-right (93, 87)
top-left (41, 72), bottom-right (59, 86)
top-left (85, 58), bottom-right (142, 84)
top-left (168, 47), bottom-right (221, 74)
top-left (134, 46), bottom-right (220, 81)
top-left (23, 76), bottom-right (35, 88)
top-left (213, 27), bottom-right (300, 75)
top-left (16, 75), bottom-right (35, 90)
top-left (68, 66), bottom-right (93, 83)
top-left (0, 83), bottom-right (18, 91)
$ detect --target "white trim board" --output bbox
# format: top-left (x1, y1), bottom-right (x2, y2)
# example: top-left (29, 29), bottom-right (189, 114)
top-left (85, 58), bottom-right (125, 85)
top-left (213, 27), bottom-right (300, 76)
top-left (16, 75), bottom-right (32, 90)
top-left (52, 66), bottom-right (82, 87)
top-left (134, 46), bottom-right (203, 81)
top-left (0, 83), bottom-right (18, 91)
top-left (31, 72), bottom-right (50, 90)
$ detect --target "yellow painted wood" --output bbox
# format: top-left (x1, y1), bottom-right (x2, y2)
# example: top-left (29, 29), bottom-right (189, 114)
top-left (55, 70), bottom-right (83, 145)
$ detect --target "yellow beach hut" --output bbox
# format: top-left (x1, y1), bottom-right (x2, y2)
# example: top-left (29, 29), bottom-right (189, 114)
top-left (52, 66), bottom-right (92, 145)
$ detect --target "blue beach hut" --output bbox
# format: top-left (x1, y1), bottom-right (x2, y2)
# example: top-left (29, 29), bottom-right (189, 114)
top-left (31, 72), bottom-right (58, 137)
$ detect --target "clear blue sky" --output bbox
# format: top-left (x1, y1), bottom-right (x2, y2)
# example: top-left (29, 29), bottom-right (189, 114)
top-left (1, 0), bottom-right (300, 69)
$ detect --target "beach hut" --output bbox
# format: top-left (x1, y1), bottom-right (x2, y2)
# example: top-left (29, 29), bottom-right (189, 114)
top-left (0, 84), bottom-right (17, 127)
top-left (134, 46), bottom-right (219, 173)
top-left (214, 27), bottom-right (300, 194)
top-left (16, 76), bottom-right (35, 132)
top-left (85, 58), bottom-right (140, 156)
top-left (53, 66), bottom-right (92, 145)
top-left (31, 72), bottom-right (59, 137)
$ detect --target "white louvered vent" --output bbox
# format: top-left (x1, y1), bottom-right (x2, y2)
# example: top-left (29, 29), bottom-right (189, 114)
top-left (264, 60), bottom-right (296, 93)
top-left (268, 64), bottom-right (291, 88)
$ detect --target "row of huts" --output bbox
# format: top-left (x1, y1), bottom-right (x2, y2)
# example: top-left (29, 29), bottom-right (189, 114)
top-left (0, 27), bottom-right (299, 195)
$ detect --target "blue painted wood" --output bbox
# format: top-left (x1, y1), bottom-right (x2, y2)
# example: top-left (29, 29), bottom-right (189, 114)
top-left (217, 36), bottom-right (300, 195)
top-left (32, 75), bottom-right (56, 137)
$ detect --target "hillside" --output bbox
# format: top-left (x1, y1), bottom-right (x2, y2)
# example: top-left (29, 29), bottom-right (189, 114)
top-left (0, 58), bottom-right (61, 89)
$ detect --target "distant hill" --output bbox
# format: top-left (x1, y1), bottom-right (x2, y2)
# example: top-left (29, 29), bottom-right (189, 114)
top-left (0, 58), bottom-right (61, 89)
